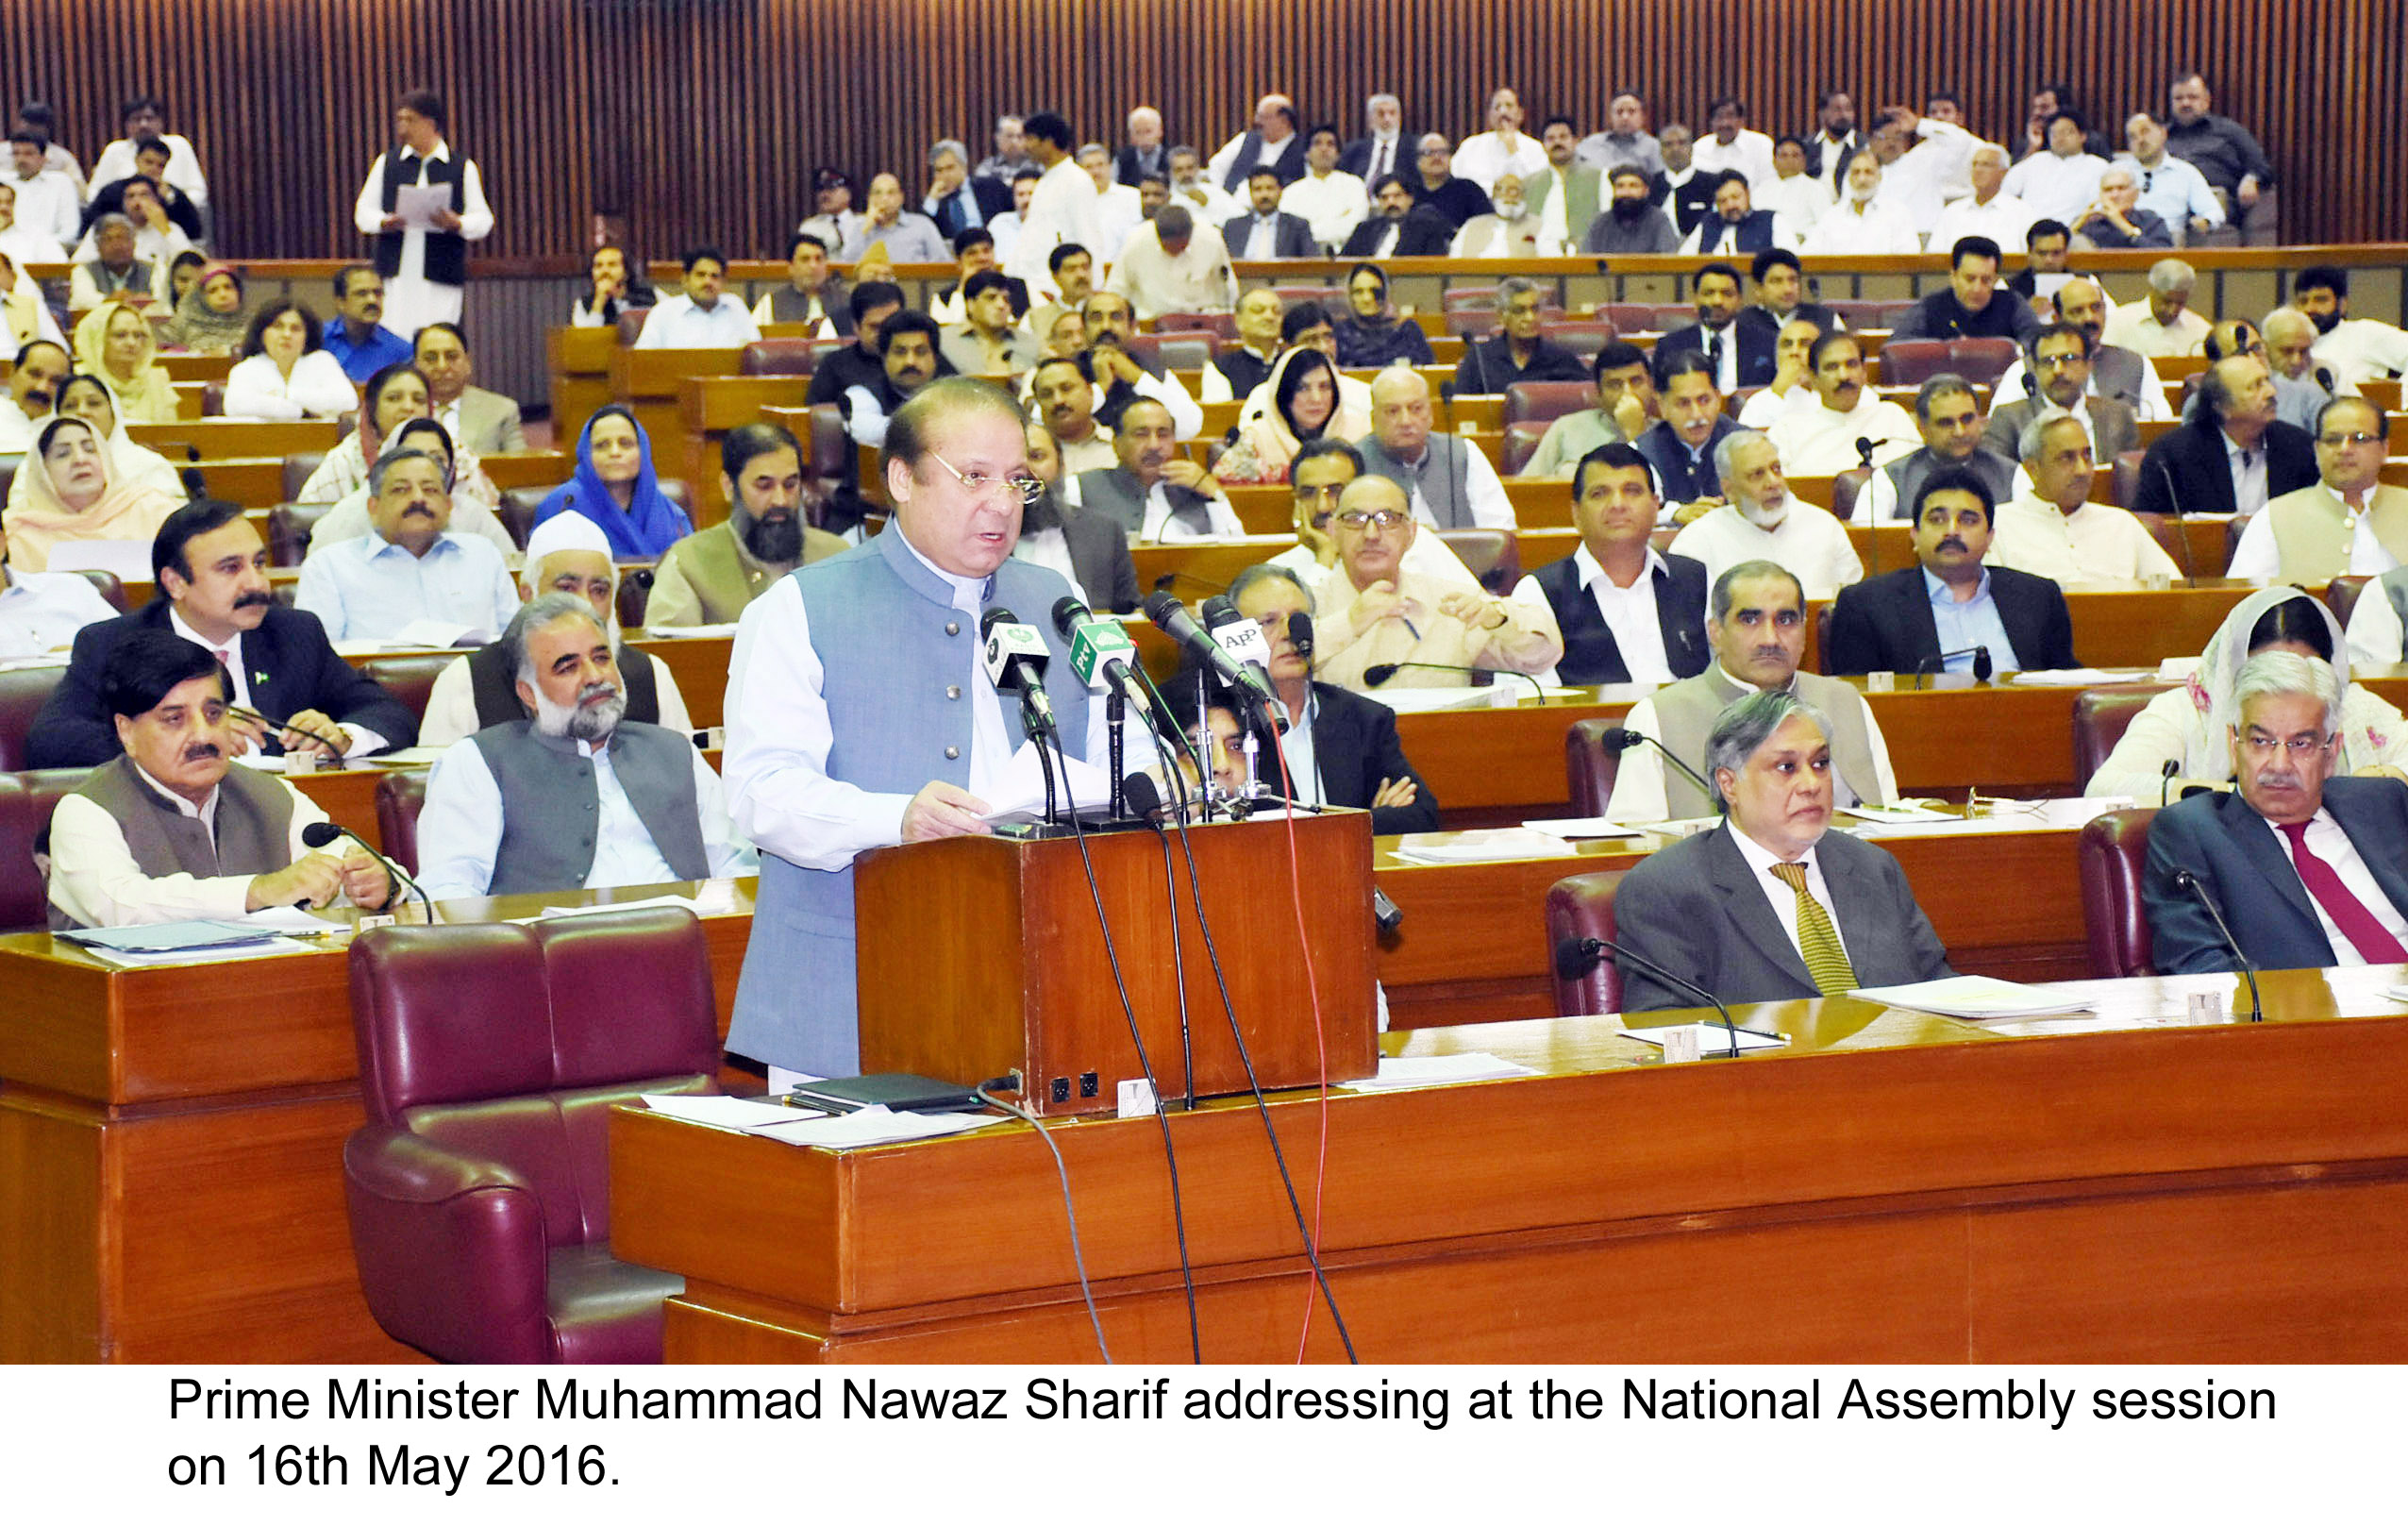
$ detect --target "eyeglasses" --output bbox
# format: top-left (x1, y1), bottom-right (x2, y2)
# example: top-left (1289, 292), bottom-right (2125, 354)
top-left (2237, 731), bottom-right (2332, 760)
top-left (2318, 431), bottom-right (2384, 448)
top-left (926, 450), bottom-right (1045, 505)
top-left (1334, 509), bottom-right (1410, 530)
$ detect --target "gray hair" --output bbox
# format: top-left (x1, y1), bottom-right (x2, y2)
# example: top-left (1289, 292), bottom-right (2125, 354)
top-left (1704, 689), bottom-right (1832, 811)
top-left (92, 212), bottom-right (135, 237)
top-left (1711, 428), bottom-right (1770, 493)
top-left (2147, 258), bottom-right (2197, 294)
top-left (2017, 406), bottom-right (2087, 462)
top-left (2262, 305), bottom-right (2316, 344)
top-left (1913, 372), bottom-right (1977, 422)
top-left (1227, 562), bottom-right (1316, 612)
top-left (1153, 204), bottom-right (1195, 241)
top-left (1365, 92), bottom-right (1400, 112)
top-left (503, 592), bottom-right (608, 688)
top-left (928, 138), bottom-right (967, 167)
top-left (1708, 558), bottom-right (1804, 622)
top-left (367, 445), bottom-right (445, 496)
top-left (2232, 650), bottom-right (2343, 735)
top-left (1497, 276), bottom-right (1543, 307)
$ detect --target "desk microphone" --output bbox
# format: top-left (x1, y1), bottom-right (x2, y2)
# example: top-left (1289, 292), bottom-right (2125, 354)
top-left (1200, 595), bottom-right (1287, 730)
top-left (1363, 662), bottom-right (1547, 703)
top-left (2160, 759), bottom-right (2180, 808)
top-left (2156, 457), bottom-right (2199, 587)
top-left (981, 606), bottom-right (1058, 739)
top-left (1594, 726), bottom-right (1715, 806)
top-left (2169, 868), bottom-right (2263, 1022)
top-left (1912, 646), bottom-right (1993, 687)
top-left (1144, 592), bottom-right (1279, 715)
top-left (300, 821), bottom-right (431, 919)
top-left (1555, 934), bottom-right (1744, 1058)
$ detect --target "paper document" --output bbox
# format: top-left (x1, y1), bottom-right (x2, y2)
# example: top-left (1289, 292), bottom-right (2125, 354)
top-left (0, 656), bottom-right (71, 673)
top-left (1849, 975), bottom-right (2092, 1019)
top-left (530, 893), bottom-right (714, 922)
top-left (1357, 687), bottom-right (1513, 714)
top-left (60, 919), bottom-right (290, 953)
top-left (1339, 1053), bottom-right (1539, 1091)
top-left (237, 905), bottom-right (345, 934)
top-left (368, 746), bottom-right (451, 767)
top-left (638, 623), bottom-right (741, 639)
top-left (1391, 828), bottom-right (1580, 864)
top-left (1837, 802), bottom-right (1956, 824)
top-left (2009, 668), bottom-right (2155, 687)
top-left (42, 539), bottom-right (151, 581)
top-left (750, 1104), bottom-right (1005, 1149)
top-left (1619, 1023), bottom-right (1788, 1054)
top-left (978, 741), bottom-right (1117, 824)
top-left (1520, 816), bottom-right (1643, 839)
top-left (393, 182), bottom-right (454, 230)
top-left (640, 1094), bottom-right (814, 1131)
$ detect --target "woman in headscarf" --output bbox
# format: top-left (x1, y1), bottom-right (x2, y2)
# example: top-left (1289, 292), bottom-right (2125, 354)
top-left (73, 298), bottom-right (179, 423)
top-left (9, 374), bottom-right (189, 508)
top-left (223, 299), bottom-right (355, 421)
top-left (1331, 262), bottom-right (1433, 369)
top-left (293, 361), bottom-right (497, 510)
top-left (2, 414), bottom-right (183, 570)
top-left (530, 406), bottom-right (693, 558)
top-left (303, 416), bottom-right (520, 562)
top-left (2086, 586), bottom-right (2408, 800)
top-left (158, 263), bottom-right (249, 354)
top-left (1212, 348), bottom-right (1366, 486)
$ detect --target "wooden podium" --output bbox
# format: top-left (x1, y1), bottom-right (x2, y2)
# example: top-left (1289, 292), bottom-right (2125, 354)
top-left (852, 811), bottom-right (1379, 1115)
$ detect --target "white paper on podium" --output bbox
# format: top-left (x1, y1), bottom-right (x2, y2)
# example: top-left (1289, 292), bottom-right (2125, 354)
top-left (978, 741), bottom-right (1116, 824)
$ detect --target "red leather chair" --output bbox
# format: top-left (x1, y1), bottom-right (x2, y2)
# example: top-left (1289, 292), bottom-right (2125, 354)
top-left (1821, 300), bottom-right (1888, 330)
top-left (614, 309), bottom-right (651, 346)
top-left (2130, 511), bottom-right (2189, 572)
top-left (1564, 719), bottom-right (1622, 815)
top-left (1501, 420), bottom-right (1550, 476)
top-left (617, 565), bottom-right (656, 628)
top-left (2078, 808), bottom-right (2159, 977)
top-left (1829, 466), bottom-right (1874, 524)
top-left (739, 338), bottom-right (822, 376)
top-left (1544, 870), bottom-right (1630, 1015)
top-left (1944, 337), bottom-right (2019, 388)
top-left (2072, 683), bottom-right (2175, 786)
top-left (266, 501), bottom-right (333, 566)
top-left (200, 381), bottom-right (226, 416)
top-left (281, 451), bottom-right (326, 502)
top-left (1268, 285), bottom-right (1342, 307)
top-left (2224, 513), bottom-right (2250, 571)
top-left (2112, 449), bottom-right (2146, 513)
top-left (1650, 304), bottom-right (1697, 332)
top-left (1156, 310), bottom-right (1237, 339)
top-left (0, 769), bottom-right (85, 931)
top-left (373, 770), bottom-right (429, 877)
top-left (1502, 379), bottom-right (1596, 428)
top-left (360, 654), bottom-right (459, 723)
top-left (1877, 340), bottom-right (1954, 385)
top-left (1441, 285), bottom-right (1504, 310)
top-left (2329, 574), bottom-right (2373, 629)
top-left (1814, 604), bottom-right (1835, 674)
top-left (1150, 334), bottom-right (1218, 374)
top-left (1876, 300), bottom-right (1923, 328)
top-left (1539, 318), bottom-right (1615, 359)
top-left (1597, 304), bottom-right (1659, 334)
top-left (1434, 528), bottom-right (1521, 595)
top-left (0, 666), bottom-right (68, 772)
top-left (804, 403), bottom-right (850, 526)
top-left (343, 909), bottom-right (721, 1364)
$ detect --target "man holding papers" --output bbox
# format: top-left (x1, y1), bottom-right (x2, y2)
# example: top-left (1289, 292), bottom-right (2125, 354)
top-left (1614, 689), bottom-right (1955, 1010)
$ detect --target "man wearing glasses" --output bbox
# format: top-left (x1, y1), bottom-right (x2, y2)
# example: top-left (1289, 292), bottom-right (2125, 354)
top-left (2145, 652), bottom-right (2408, 973)
top-left (721, 377), bottom-right (1141, 1086)
top-left (2228, 397), bottom-right (2408, 584)
top-left (1263, 438), bottom-right (1489, 592)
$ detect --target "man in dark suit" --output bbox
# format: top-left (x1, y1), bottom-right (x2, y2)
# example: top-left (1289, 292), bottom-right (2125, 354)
top-left (1222, 169), bottom-right (1317, 259)
top-left (1982, 322), bottom-right (2140, 467)
top-left (1217, 96), bottom-right (1310, 193)
top-left (924, 140), bottom-right (1012, 241)
top-left (1339, 176), bottom-right (1454, 258)
top-left (1653, 263), bottom-right (1775, 392)
top-left (1888, 236), bottom-right (2042, 344)
top-left (1338, 93), bottom-right (1412, 186)
top-left (2146, 651), bottom-right (2408, 973)
top-left (1824, 468), bottom-right (2079, 676)
top-left (2130, 356), bottom-right (2317, 522)
top-left (1614, 688), bottom-right (1955, 1010)
top-left (1734, 248), bottom-right (1840, 347)
top-left (1115, 108), bottom-right (1170, 188)
top-left (29, 500), bottom-right (419, 768)
top-left (1530, 443), bottom-right (1711, 685)
top-left (1216, 563), bottom-right (1439, 832)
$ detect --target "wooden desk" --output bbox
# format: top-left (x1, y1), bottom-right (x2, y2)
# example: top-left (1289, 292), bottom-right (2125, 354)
top-left (608, 346), bottom-right (743, 454)
top-left (128, 419), bottom-right (342, 461)
top-left (547, 326), bottom-right (617, 444)
top-left (613, 965), bottom-right (2408, 1363)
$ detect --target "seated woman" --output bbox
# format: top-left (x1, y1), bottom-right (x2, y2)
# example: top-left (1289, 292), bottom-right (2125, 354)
top-left (2087, 586), bottom-right (2408, 800)
top-left (222, 299), bottom-right (356, 421)
top-left (1212, 349), bottom-right (1367, 486)
top-left (1, 414), bottom-right (183, 571)
top-left (161, 250), bottom-right (207, 312)
top-left (304, 416), bottom-right (519, 562)
top-left (530, 406), bottom-right (694, 558)
top-left (159, 262), bottom-right (248, 354)
top-left (1331, 262), bottom-right (1433, 370)
top-left (295, 361), bottom-right (497, 511)
top-left (73, 299), bottom-right (179, 424)
top-left (7, 373), bottom-right (189, 510)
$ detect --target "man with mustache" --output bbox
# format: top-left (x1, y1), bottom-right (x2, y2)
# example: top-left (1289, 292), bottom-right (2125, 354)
top-left (0, 336), bottom-right (66, 450)
top-left (1666, 428), bottom-right (1863, 599)
top-left (2290, 266), bottom-right (2408, 394)
top-left (644, 423), bottom-right (847, 629)
top-left (30, 499), bottom-right (419, 767)
top-left (1059, 396), bottom-right (1241, 541)
top-left (414, 593), bottom-right (751, 900)
top-left (294, 447), bottom-right (518, 643)
top-left (1823, 470), bottom-right (2079, 676)
top-left (1579, 164), bottom-right (1679, 254)
top-left (1026, 355), bottom-right (1115, 474)
top-left (47, 629), bottom-right (399, 927)
top-left (319, 265), bottom-right (413, 382)
top-left (1764, 329), bottom-right (1919, 477)
top-left (2145, 651), bottom-right (2408, 973)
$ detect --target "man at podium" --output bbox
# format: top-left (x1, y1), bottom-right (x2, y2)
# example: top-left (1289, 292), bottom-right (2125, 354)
top-left (720, 377), bottom-right (1143, 1086)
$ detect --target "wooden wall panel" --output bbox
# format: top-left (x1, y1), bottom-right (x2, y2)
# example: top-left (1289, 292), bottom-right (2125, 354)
top-left (5, 0), bottom-right (2400, 261)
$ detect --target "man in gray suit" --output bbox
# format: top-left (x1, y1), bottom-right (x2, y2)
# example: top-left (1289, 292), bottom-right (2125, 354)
top-left (1982, 322), bottom-right (2138, 466)
top-left (1521, 117), bottom-right (1600, 250)
top-left (2145, 652), bottom-right (2408, 974)
top-left (414, 322), bottom-right (527, 456)
top-left (1614, 688), bottom-right (1955, 1010)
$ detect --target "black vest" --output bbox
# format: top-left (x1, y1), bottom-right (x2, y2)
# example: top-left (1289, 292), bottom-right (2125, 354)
top-left (375, 146), bottom-right (469, 287)
top-left (466, 639), bottom-right (661, 732)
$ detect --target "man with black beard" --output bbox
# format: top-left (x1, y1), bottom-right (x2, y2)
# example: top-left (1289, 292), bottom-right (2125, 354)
top-left (644, 424), bottom-right (848, 627)
top-left (1580, 164), bottom-right (1679, 253)
top-left (414, 593), bottom-right (752, 899)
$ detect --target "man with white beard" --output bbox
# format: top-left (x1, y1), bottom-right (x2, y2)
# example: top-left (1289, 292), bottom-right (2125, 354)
top-left (1667, 429), bottom-right (1864, 598)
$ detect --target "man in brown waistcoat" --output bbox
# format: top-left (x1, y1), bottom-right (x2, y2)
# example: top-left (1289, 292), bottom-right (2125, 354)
top-left (644, 424), bottom-right (849, 629)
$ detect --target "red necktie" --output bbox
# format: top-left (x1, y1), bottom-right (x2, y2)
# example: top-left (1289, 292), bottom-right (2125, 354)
top-left (2278, 820), bottom-right (2408, 963)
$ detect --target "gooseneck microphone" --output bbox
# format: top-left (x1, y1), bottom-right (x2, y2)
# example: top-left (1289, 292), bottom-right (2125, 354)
top-left (2156, 457), bottom-right (2199, 588)
top-left (2170, 868), bottom-right (2263, 1022)
top-left (1362, 661), bottom-right (1547, 702)
top-left (1912, 646), bottom-right (1993, 687)
top-left (1555, 934), bottom-right (1744, 1058)
top-left (2160, 758), bottom-right (2181, 808)
top-left (1594, 725), bottom-right (1716, 807)
top-left (981, 606), bottom-right (1057, 739)
top-left (1150, 569), bottom-right (1229, 596)
top-left (1143, 591), bottom-right (1279, 714)
top-left (300, 820), bottom-right (431, 919)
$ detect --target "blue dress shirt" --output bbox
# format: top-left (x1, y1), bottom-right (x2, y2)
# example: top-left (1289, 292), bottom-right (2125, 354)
top-left (294, 530), bottom-right (521, 643)
top-left (1923, 566), bottom-right (2021, 674)
top-left (320, 321), bottom-right (416, 382)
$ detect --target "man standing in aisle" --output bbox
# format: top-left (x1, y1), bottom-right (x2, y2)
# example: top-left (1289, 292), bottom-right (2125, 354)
top-left (353, 91), bottom-right (493, 338)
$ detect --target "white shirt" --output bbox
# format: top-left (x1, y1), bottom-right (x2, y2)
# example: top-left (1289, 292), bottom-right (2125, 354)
top-left (1003, 158), bottom-right (1103, 299)
top-left (1737, 383), bottom-right (1814, 431)
top-left (2227, 482), bottom-right (2404, 580)
top-left (1606, 667), bottom-right (1898, 825)
top-left (1206, 131), bottom-right (1302, 191)
top-left (0, 569), bottom-right (115, 657)
top-left (1765, 394), bottom-right (1921, 477)
top-left (350, 141), bottom-right (493, 333)
top-left (983, 210), bottom-right (1025, 265)
top-left (2100, 305), bottom-right (2212, 359)
top-left (1763, 175), bottom-right (1833, 237)
top-left (2221, 427), bottom-right (2272, 518)
top-left (1450, 130), bottom-right (1547, 189)
top-left (1727, 819), bottom-right (1857, 969)
top-left (71, 223), bottom-right (192, 270)
top-left (1092, 184), bottom-right (1145, 263)
top-left (1873, 121), bottom-right (1988, 232)
top-left (1999, 151), bottom-right (2108, 226)
top-left (1667, 503), bottom-right (1865, 600)
top-left (1689, 129), bottom-right (1780, 201)
top-left (1927, 191), bottom-right (2039, 255)
top-left (1357, 133), bottom-right (1407, 186)
top-left (2348, 578), bottom-right (2408, 670)
top-left (1574, 543), bottom-right (1675, 684)
top-left (1058, 472), bottom-right (1245, 542)
top-left (0, 220), bottom-right (69, 268)
top-left (92, 133), bottom-right (210, 206)
top-left (0, 397), bottom-right (42, 452)
top-left (1985, 494), bottom-right (2183, 588)
top-left (2263, 807), bottom-right (2408, 965)
top-left (47, 764), bottom-right (334, 927)
top-left (1102, 221), bottom-right (1237, 321)
top-left (1377, 437), bottom-right (1517, 531)
top-left (1279, 169), bottom-right (1367, 252)
top-left (721, 535), bottom-right (1140, 873)
top-left (1, 168), bottom-right (80, 244)
top-left (632, 292), bottom-right (763, 350)
top-left (414, 729), bottom-right (752, 900)
top-left (419, 647), bottom-right (693, 747)
top-left (2311, 319), bottom-right (2408, 392)
top-left (1800, 197), bottom-right (1923, 256)
top-left (222, 351), bottom-right (358, 421)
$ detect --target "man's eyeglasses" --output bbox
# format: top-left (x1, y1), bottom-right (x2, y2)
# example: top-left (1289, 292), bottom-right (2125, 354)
top-left (2237, 730), bottom-right (2332, 760)
top-left (927, 450), bottom-right (1045, 505)
top-left (1334, 509), bottom-right (1410, 530)
top-left (2318, 431), bottom-right (2384, 448)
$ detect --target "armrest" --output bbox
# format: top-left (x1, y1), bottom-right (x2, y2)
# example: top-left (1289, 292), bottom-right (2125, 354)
top-left (342, 1126), bottom-right (554, 1363)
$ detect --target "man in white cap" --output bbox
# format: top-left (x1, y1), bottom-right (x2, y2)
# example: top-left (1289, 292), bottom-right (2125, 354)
top-left (417, 511), bottom-right (694, 746)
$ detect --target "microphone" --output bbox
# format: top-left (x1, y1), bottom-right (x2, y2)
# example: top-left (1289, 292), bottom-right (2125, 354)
top-left (2155, 456), bottom-right (2199, 588)
top-left (1051, 595), bottom-right (1142, 694)
top-left (1912, 646), bottom-right (1992, 686)
top-left (1594, 725), bottom-right (1715, 807)
top-left (980, 606), bottom-right (1057, 739)
top-left (1854, 436), bottom-right (1878, 471)
top-left (1143, 591), bottom-right (1279, 714)
top-left (300, 820), bottom-right (431, 919)
top-left (1200, 595), bottom-right (1286, 729)
top-left (2161, 758), bottom-right (2180, 808)
top-left (1288, 610), bottom-right (1315, 662)
top-left (1362, 661), bottom-right (1547, 703)
top-left (2169, 868), bottom-right (2262, 1022)
top-left (1554, 934), bottom-right (1744, 1058)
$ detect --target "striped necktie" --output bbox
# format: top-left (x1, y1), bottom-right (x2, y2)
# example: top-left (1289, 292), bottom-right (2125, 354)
top-left (1769, 862), bottom-right (1856, 995)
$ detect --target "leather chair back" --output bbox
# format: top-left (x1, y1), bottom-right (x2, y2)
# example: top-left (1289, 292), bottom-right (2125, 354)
top-left (1268, 285), bottom-right (1343, 306)
top-left (1814, 604), bottom-right (1835, 674)
top-left (1503, 379), bottom-right (1596, 428)
top-left (1501, 420), bottom-right (1549, 477)
top-left (2329, 574), bottom-right (2372, 629)
top-left (1830, 466), bottom-right (1873, 524)
top-left (618, 565), bottom-right (656, 628)
top-left (2078, 808), bottom-right (2159, 977)
top-left (1539, 319), bottom-right (1616, 360)
top-left (1877, 340), bottom-right (1953, 386)
top-left (740, 339), bottom-right (820, 376)
top-left (1544, 870), bottom-right (1630, 1015)
top-left (200, 381), bottom-right (225, 416)
top-left (1157, 310), bottom-right (1237, 339)
top-left (1821, 300), bottom-right (1888, 329)
top-left (497, 488), bottom-right (542, 549)
top-left (0, 769), bottom-right (84, 932)
top-left (1435, 528), bottom-right (1518, 595)
top-left (266, 501), bottom-right (333, 566)
top-left (1943, 337), bottom-right (2019, 387)
top-left (73, 568), bottom-right (128, 612)
top-left (2073, 683), bottom-right (2175, 786)
top-left (1598, 304), bottom-right (1659, 333)
top-left (2112, 449), bottom-right (2145, 514)
top-left (360, 653), bottom-right (459, 723)
top-left (1151, 335), bottom-right (1216, 374)
top-left (1649, 305), bottom-right (1697, 332)
top-left (1441, 285), bottom-right (1503, 310)
top-left (372, 769), bottom-right (429, 877)
top-left (0, 666), bottom-right (68, 772)
top-left (614, 309), bottom-right (651, 346)
top-left (1447, 307), bottom-right (1564, 341)
top-left (1564, 719), bottom-right (1621, 816)
top-left (281, 451), bottom-right (326, 503)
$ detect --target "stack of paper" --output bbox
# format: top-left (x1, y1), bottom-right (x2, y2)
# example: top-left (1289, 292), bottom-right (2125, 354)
top-left (1391, 829), bottom-right (1580, 864)
top-left (2009, 668), bottom-right (2154, 687)
top-left (1520, 817), bottom-right (1643, 839)
top-left (1848, 975), bottom-right (2092, 1019)
top-left (1338, 1053), bottom-right (1539, 1091)
top-left (639, 623), bottom-right (742, 640)
top-left (1357, 687), bottom-right (1513, 715)
top-left (1838, 802), bottom-right (1956, 824)
top-left (57, 920), bottom-right (320, 967)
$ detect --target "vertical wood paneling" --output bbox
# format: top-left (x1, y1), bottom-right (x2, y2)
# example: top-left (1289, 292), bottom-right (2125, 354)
top-left (2, 0), bottom-right (2399, 260)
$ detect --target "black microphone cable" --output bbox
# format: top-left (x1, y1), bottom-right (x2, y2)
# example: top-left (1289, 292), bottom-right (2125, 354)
top-left (2171, 867), bottom-right (2263, 1022)
top-left (1362, 661), bottom-right (1547, 702)
top-left (974, 1081), bottom-right (1112, 1362)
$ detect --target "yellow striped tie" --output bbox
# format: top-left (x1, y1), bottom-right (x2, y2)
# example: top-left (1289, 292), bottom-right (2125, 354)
top-left (1769, 862), bottom-right (1856, 996)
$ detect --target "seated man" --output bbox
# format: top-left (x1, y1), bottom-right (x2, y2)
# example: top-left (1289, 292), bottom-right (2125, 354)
top-left (1632, 350), bottom-right (1735, 514)
top-left (1017, 417), bottom-right (1137, 612)
top-left (2261, 306), bottom-right (2337, 434)
top-left (1080, 291), bottom-right (1203, 436)
top-left (420, 513), bottom-right (694, 746)
top-left (2131, 356), bottom-right (2316, 523)
top-left (841, 309), bottom-right (946, 448)
top-left (1356, 369), bottom-right (1516, 529)
top-left (1059, 397), bottom-right (1242, 541)
top-left (0, 555), bottom-right (118, 657)
top-left (937, 269), bottom-right (1042, 380)
top-left (31, 500), bottom-right (419, 767)
top-left (1517, 340), bottom-right (1652, 478)
top-left (646, 422), bottom-right (847, 628)
top-left (1825, 469), bottom-right (2079, 676)
top-left (1855, 373), bottom-right (2018, 523)
top-left (47, 629), bottom-right (396, 928)
top-left (838, 172), bottom-right (950, 265)
top-left (2229, 396), bottom-right (2408, 584)
top-left (1666, 429), bottom-right (1863, 598)
top-left (1223, 167), bottom-right (1317, 260)
top-left (2292, 265), bottom-right (2408, 393)
top-left (632, 247), bottom-right (762, 350)
top-left (1982, 321), bottom-right (2141, 470)
top-left (1764, 330), bottom-right (1918, 477)
top-left (1262, 437), bottom-right (1480, 592)
top-left (751, 232), bottom-right (851, 335)
top-left (1309, 476), bottom-right (1561, 691)
top-left (2145, 651), bottom-right (2408, 972)
top-left (1028, 354), bottom-right (1116, 475)
top-left (2099, 258), bottom-right (2211, 358)
top-left (930, 227), bottom-right (1031, 326)
top-left (1613, 689), bottom-right (1953, 1009)
top-left (294, 447), bottom-right (519, 644)
top-left (414, 322), bottom-right (527, 456)
top-left (1530, 443), bottom-right (1711, 686)
top-left (1607, 559), bottom-right (1897, 823)
top-left (1734, 315), bottom-right (1826, 430)
top-left (318, 266), bottom-right (414, 382)
top-left (1104, 205), bottom-right (1236, 323)
top-left (1653, 262), bottom-right (1772, 393)
top-left (1198, 285), bottom-right (1287, 405)
top-left (1449, 277), bottom-right (1587, 395)
top-left (1889, 236), bottom-right (2042, 344)
top-left (415, 594), bottom-right (752, 900)
top-left (1988, 411), bottom-right (2182, 587)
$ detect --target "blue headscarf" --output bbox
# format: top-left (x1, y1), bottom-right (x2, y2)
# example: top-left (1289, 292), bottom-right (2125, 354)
top-left (532, 406), bottom-right (693, 558)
